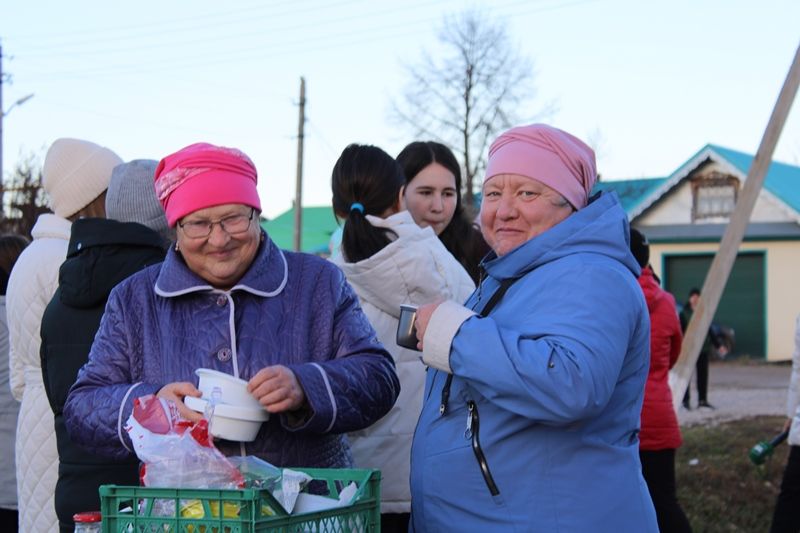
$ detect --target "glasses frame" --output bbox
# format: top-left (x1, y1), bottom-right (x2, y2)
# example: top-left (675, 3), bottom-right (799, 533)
top-left (178, 208), bottom-right (256, 239)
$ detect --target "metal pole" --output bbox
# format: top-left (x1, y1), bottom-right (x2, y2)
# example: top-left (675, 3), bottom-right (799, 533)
top-left (293, 77), bottom-right (306, 252)
top-left (671, 42), bottom-right (800, 410)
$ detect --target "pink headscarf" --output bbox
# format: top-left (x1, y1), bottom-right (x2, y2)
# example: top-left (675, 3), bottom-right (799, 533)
top-left (484, 124), bottom-right (597, 209)
top-left (154, 142), bottom-right (261, 227)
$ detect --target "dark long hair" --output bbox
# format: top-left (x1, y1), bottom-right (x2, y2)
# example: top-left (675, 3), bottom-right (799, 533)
top-left (331, 144), bottom-right (405, 263)
top-left (0, 234), bottom-right (30, 295)
top-left (396, 141), bottom-right (490, 283)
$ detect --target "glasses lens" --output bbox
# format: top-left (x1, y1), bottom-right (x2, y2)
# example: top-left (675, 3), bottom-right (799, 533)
top-left (223, 214), bottom-right (251, 234)
top-left (180, 209), bottom-right (253, 238)
top-left (183, 221), bottom-right (211, 238)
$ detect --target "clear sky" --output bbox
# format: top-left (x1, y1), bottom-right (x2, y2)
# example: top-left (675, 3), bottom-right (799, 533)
top-left (1, 0), bottom-right (798, 219)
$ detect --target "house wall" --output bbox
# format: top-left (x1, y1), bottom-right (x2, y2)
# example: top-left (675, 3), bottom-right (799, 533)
top-left (640, 174), bottom-right (795, 225)
top-left (640, 182), bottom-right (693, 224)
top-left (650, 240), bottom-right (800, 361)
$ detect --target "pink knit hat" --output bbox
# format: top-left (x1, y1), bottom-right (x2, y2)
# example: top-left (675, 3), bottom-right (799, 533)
top-left (154, 142), bottom-right (261, 226)
top-left (484, 124), bottom-right (597, 209)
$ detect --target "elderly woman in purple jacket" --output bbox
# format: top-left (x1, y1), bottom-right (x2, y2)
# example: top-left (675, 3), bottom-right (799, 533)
top-left (64, 142), bottom-right (400, 467)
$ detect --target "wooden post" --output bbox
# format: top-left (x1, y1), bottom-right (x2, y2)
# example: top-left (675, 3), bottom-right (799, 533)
top-left (671, 42), bottom-right (800, 410)
top-left (293, 77), bottom-right (306, 252)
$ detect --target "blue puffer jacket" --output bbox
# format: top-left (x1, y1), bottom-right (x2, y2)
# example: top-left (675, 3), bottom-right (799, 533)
top-left (410, 192), bottom-right (658, 532)
top-left (64, 233), bottom-right (400, 468)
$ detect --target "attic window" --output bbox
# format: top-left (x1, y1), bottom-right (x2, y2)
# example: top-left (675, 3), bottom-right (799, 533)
top-left (691, 172), bottom-right (739, 221)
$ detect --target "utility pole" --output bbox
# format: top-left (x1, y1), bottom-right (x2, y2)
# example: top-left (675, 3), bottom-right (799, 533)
top-left (671, 42), bottom-right (800, 410)
top-left (293, 77), bottom-right (306, 252)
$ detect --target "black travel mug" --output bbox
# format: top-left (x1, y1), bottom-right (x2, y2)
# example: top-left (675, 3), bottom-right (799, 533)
top-left (396, 304), bottom-right (421, 351)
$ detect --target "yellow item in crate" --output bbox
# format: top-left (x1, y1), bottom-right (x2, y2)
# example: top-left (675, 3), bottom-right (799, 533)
top-left (179, 499), bottom-right (276, 533)
top-left (180, 498), bottom-right (241, 519)
top-left (180, 499), bottom-right (277, 518)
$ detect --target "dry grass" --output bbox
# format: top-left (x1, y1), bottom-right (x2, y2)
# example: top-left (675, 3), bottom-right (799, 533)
top-left (676, 415), bottom-right (789, 532)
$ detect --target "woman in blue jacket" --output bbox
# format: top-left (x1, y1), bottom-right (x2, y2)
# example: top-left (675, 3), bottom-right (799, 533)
top-left (64, 142), bottom-right (399, 467)
top-left (409, 124), bottom-right (658, 532)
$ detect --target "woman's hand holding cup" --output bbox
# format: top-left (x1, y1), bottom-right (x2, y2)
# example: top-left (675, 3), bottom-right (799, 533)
top-left (248, 365), bottom-right (307, 414)
top-left (414, 301), bottom-right (443, 351)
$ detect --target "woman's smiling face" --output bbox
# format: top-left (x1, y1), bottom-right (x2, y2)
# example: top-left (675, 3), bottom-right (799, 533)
top-left (176, 203), bottom-right (261, 289)
top-left (480, 174), bottom-right (574, 256)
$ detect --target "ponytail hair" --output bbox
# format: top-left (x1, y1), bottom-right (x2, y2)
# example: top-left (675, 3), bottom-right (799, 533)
top-left (331, 144), bottom-right (405, 263)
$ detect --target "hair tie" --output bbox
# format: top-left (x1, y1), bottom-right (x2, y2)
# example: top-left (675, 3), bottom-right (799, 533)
top-left (350, 202), bottom-right (364, 214)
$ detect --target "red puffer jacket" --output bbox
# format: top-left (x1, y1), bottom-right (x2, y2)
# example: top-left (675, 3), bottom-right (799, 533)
top-left (638, 267), bottom-right (683, 450)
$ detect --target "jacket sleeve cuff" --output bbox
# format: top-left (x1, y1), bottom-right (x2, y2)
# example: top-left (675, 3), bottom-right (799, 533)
top-left (118, 382), bottom-right (159, 451)
top-left (422, 301), bottom-right (476, 373)
top-left (280, 363), bottom-right (330, 433)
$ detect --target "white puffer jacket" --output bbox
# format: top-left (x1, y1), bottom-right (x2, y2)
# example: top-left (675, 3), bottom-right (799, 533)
top-left (333, 210), bottom-right (475, 513)
top-left (8, 214), bottom-right (70, 532)
top-left (788, 313), bottom-right (800, 446)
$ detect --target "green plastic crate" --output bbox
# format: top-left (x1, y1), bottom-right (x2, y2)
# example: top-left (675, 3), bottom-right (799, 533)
top-left (99, 468), bottom-right (380, 532)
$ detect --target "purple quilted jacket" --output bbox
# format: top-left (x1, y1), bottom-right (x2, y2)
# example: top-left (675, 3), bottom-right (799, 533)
top-left (63, 233), bottom-right (399, 468)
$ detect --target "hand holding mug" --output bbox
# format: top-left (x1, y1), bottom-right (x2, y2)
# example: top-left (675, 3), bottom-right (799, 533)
top-left (413, 301), bottom-right (443, 351)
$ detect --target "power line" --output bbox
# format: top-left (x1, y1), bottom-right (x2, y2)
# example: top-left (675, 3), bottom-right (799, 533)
top-left (16, 24), bottom-right (433, 81)
top-left (9, 0), bottom-right (593, 59)
top-left (4, 0), bottom-right (353, 42)
top-left (10, 0), bottom-right (592, 82)
top-left (10, 0), bottom-right (438, 55)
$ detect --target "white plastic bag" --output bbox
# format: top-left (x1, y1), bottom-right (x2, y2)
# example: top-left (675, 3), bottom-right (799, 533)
top-left (125, 394), bottom-right (243, 489)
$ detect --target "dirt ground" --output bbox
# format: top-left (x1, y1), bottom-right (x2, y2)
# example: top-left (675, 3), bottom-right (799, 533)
top-left (676, 360), bottom-right (791, 427)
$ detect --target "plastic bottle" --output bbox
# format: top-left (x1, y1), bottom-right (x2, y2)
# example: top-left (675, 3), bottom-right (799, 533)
top-left (73, 511), bottom-right (102, 533)
top-left (749, 429), bottom-right (789, 465)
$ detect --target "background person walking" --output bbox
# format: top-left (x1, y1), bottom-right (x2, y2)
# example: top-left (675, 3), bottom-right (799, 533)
top-left (680, 288), bottom-right (727, 410)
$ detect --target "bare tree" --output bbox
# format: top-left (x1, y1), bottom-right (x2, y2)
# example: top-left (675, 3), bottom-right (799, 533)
top-left (393, 8), bottom-right (550, 208)
top-left (0, 153), bottom-right (49, 236)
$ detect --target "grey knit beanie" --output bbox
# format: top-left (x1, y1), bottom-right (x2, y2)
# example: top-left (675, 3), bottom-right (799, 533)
top-left (105, 159), bottom-right (169, 236)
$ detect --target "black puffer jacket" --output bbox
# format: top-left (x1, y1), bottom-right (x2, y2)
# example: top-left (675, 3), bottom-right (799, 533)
top-left (40, 217), bottom-right (167, 533)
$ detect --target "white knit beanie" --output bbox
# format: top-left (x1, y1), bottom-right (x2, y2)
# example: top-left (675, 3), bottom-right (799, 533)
top-left (106, 159), bottom-right (169, 236)
top-left (42, 138), bottom-right (123, 218)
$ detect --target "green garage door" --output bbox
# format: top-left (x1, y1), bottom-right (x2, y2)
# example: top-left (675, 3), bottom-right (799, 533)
top-left (663, 252), bottom-right (765, 359)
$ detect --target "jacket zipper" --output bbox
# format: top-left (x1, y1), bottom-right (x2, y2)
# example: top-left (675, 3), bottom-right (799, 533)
top-left (466, 400), bottom-right (500, 496)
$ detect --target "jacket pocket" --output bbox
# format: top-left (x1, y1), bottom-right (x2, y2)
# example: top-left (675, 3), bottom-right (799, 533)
top-left (467, 400), bottom-right (500, 496)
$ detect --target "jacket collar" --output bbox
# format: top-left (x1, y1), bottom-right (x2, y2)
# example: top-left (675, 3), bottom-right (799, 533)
top-left (67, 218), bottom-right (167, 257)
top-left (482, 191), bottom-right (640, 281)
top-left (154, 230), bottom-right (288, 298)
top-left (31, 213), bottom-right (71, 241)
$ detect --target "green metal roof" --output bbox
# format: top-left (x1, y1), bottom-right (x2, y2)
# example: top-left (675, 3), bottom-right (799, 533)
top-left (592, 177), bottom-right (667, 214)
top-left (592, 144), bottom-right (800, 218)
top-left (261, 206), bottom-right (339, 254)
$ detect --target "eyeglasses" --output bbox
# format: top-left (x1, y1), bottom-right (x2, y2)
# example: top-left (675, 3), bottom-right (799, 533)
top-left (178, 208), bottom-right (255, 239)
